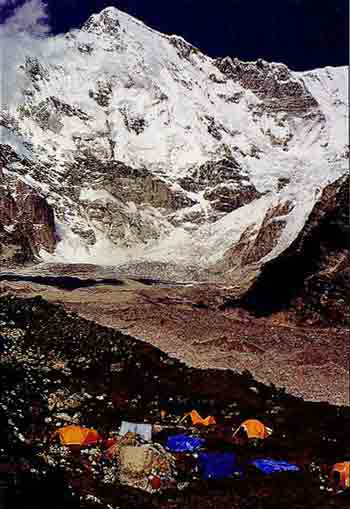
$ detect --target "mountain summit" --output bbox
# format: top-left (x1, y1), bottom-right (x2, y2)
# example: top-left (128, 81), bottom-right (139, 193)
top-left (82, 6), bottom-right (123, 35)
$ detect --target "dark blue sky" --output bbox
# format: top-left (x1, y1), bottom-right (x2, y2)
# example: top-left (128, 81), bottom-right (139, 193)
top-left (2, 0), bottom-right (349, 70)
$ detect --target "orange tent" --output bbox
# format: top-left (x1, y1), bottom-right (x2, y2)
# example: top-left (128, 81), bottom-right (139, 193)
top-left (331, 462), bottom-right (350, 489)
top-left (53, 425), bottom-right (102, 446)
top-left (180, 410), bottom-right (216, 427)
top-left (235, 419), bottom-right (271, 440)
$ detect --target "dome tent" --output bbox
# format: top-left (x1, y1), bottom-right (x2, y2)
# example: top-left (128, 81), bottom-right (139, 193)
top-left (53, 425), bottom-right (102, 446)
top-left (179, 410), bottom-right (216, 427)
top-left (234, 419), bottom-right (272, 440)
top-left (331, 462), bottom-right (350, 489)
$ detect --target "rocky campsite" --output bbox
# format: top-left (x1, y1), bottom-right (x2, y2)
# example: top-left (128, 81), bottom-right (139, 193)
top-left (1, 294), bottom-right (350, 508)
top-left (0, 5), bottom-right (349, 508)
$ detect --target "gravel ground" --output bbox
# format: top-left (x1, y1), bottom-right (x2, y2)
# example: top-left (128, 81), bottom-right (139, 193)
top-left (1, 276), bottom-right (347, 405)
top-left (0, 295), bottom-right (350, 508)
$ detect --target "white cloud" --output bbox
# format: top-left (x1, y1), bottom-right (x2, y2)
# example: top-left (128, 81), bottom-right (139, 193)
top-left (0, 0), bottom-right (50, 35)
top-left (0, 1), bottom-right (51, 114)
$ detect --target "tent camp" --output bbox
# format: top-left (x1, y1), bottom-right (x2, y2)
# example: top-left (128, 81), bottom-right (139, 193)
top-left (331, 462), bottom-right (350, 489)
top-left (180, 410), bottom-right (216, 427)
top-left (234, 419), bottom-right (271, 440)
top-left (53, 425), bottom-right (101, 446)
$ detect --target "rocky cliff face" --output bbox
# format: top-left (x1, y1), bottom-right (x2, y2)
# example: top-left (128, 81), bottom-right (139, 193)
top-left (0, 146), bottom-right (56, 266)
top-left (215, 57), bottom-right (320, 115)
top-left (237, 175), bottom-right (350, 327)
top-left (0, 6), bottom-right (347, 277)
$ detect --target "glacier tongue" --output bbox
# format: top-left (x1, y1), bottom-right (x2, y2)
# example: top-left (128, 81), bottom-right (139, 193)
top-left (0, 6), bottom-right (348, 278)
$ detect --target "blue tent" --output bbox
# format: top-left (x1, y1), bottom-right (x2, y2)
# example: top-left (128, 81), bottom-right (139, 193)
top-left (198, 452), bottom-right (242, 480)
top-left (166, 434), bottom-right (205, 453)
top-left (250, 458), bottom-right (300, 474)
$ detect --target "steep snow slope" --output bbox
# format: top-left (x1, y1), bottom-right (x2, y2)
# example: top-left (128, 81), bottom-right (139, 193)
top-left (0, 7), bottom-right (348, 278)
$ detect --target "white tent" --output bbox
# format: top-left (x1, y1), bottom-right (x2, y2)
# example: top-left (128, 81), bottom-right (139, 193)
top-left (119, 421), bottom-right (152, 441)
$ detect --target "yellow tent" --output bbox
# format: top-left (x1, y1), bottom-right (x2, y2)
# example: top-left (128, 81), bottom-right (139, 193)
top-left (234, 419), bottom-right (271, 440)
top-left (53, 425), bottom-right (101, 446)
top-left (331, 462), bottom-right (350, 489)
top-left (179, 410), bottom-right (216, 427)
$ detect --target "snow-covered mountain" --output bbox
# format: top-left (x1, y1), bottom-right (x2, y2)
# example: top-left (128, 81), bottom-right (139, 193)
top-left (0, 6), bottom-right (348, 280)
